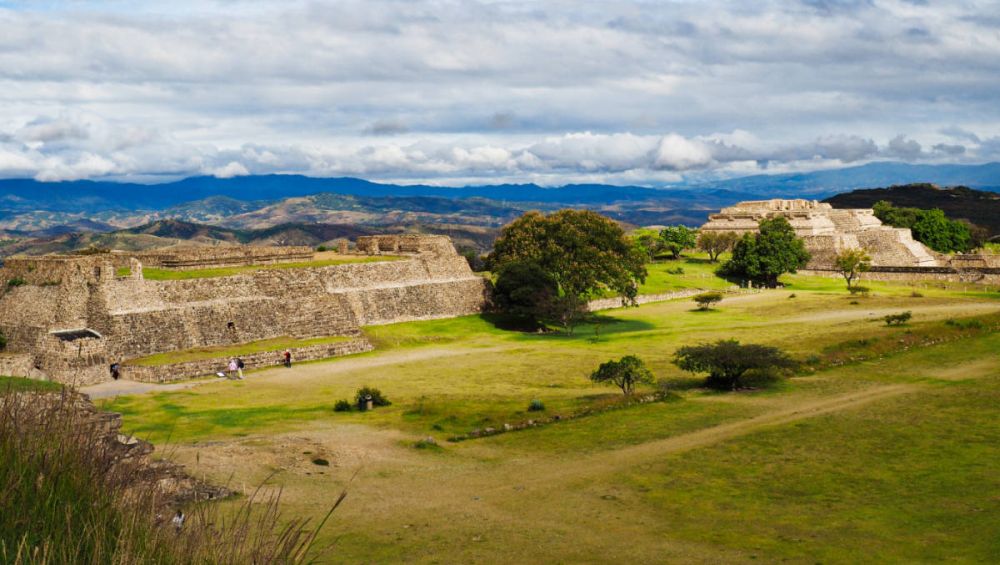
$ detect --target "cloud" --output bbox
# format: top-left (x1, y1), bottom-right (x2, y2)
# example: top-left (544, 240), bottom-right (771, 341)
top-left (0, 1), bottom-right (995, 184)
top-left (212, 161), bottom-right (250, 178)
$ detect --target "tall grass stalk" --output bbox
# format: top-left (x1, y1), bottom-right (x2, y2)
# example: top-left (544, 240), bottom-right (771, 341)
top-left (0, 385), bottom-right (343, 564)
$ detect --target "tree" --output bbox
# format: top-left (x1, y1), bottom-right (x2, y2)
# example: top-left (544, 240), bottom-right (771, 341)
top-left (488, 210), bottom-right (647, 332)
top-left (697, 231), bottom-right (739, 262)
top-left (692, 291), bottom-right (723, 310)
top-left (721, 217), bottom-right (810, 288)
top-left (491, 260), bottom-right (559, 326)
top-left (833, 248), bottom-right (871, 289)
top-left (673, 339), bottom-right (796, 391)
top-left (631, 229), bottom-right (666, 261)
top-left (873, 200), bottom-right (973, 253)
top-left (659, 225), bottom-right (698, 259)
top-left (589, 355), bottom-right (654, 395)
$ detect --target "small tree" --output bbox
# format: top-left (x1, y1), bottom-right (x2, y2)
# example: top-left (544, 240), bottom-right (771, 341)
top-left (693, 291), bottom-right (723, 311)
top-left (697, 231), bottom-right (739, 262)
top-left (833, 248), bottom-right (871, 289)
top-left (659, 226), bottom-right (698, 260)
top-left (589, 355), bottom-right (654, 395)
top-left (673, 339), bottom-right (796, 391)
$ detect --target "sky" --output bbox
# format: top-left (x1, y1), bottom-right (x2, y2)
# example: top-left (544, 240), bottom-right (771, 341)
top-left (0, 0), bottom-right (998, 185)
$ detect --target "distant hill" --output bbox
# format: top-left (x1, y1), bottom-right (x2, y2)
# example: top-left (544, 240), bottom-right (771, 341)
top-left (824, 184), bottom-right (1000, 236)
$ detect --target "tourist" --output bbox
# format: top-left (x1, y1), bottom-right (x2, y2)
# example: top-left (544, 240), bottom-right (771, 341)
top-left (236, 357), bottom-right (245, 379)
top-left (283, 349), bottom-right (292, 368)
top-left (172, 510), bottom-right (185, 532)
top-left (227, 358), bottom-right (238, 379)
top-left (109, 362), bottom-right (120, 380)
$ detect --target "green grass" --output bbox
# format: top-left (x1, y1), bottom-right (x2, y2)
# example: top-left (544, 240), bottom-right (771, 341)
top-left (0, 376), bottom-right (62, 393)
top-left (102, 270), bottom-right (1000, 562)
top-left (139, 255), bottom-right (403, 280)
top-left (125, 335), bottom-right (355, 366)
top-left (637, 255), bottom-right (734, 294)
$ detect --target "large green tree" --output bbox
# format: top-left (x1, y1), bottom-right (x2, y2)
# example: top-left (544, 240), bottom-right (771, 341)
top-left (721, 217), bottom-right (810, 287)
top-left (659, 225), bottom-right (698, 259)
top-left (488, 210), bottom-right (647, 331)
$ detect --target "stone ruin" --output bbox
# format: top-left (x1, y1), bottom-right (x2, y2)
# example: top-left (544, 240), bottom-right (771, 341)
top-left (700, 199), bottom-right (939, 269)
top-left (0, 235), bottom-right (487, 385)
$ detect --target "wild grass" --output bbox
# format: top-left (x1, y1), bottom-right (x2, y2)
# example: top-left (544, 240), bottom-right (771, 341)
top-left (140, 255), bottom-right (403, 281)
top-left (0, 387), bottom-right (342, 564)
top-left (126, 335), bottom-right (356, 366)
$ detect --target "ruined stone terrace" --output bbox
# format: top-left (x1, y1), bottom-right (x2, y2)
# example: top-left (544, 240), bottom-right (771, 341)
top-left (0, 235), bottom-right (487, 385)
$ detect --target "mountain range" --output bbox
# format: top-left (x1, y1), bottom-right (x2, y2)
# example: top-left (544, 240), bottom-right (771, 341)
top-left (2, 161), bottom-right (999, 256)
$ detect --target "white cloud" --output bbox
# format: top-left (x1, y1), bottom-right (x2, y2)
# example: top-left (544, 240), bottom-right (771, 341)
top-left (211, 161), bottom-right (250, 178)
top-left (0, 1), bottom-right (995, 184)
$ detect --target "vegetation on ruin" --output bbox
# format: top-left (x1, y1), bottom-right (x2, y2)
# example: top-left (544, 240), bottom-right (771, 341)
top-left (138, 255), bottom-right (403, 281)
top-left (125, 335), bottom-right (357, 367)
top-left (102, 261), bottom-right (1000, 563)
top-left (872, 200), bottom-right (974, 253)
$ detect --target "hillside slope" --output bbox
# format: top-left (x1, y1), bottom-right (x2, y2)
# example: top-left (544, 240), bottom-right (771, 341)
top-left (824, 183), bottom-right (1000, 236)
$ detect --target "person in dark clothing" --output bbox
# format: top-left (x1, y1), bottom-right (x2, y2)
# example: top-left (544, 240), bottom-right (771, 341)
top-left (110, 362), bottom-right (120, 380)
top-left (283, 350), bottom-right (292, 368)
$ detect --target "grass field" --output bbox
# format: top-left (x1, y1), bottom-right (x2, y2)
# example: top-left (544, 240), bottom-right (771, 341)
top-left (125, 254), bottom-right (403, 281)
top-left (103, 266), bottom-right (1000, 563)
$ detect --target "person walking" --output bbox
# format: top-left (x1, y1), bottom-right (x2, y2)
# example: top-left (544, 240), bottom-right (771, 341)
top-left (236, 357), bottom-right (245, 380)
top-left (227, 358), bottom-right (238, 380)
top-left (283, 349), bottom-right (292, 368)
top-left (172, 509), bottom-right (185, 532)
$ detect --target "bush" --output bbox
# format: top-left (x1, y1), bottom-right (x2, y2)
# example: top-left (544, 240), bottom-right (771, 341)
top-left (6, 277), bottom-right (26, 288)
top-left (414, 437), bottom-right (439, 450)
top-left (693, 291), bottom-right (723, 311)
top-left (316, 245), bottom-right (328, 252)
top-left (884, 311), bottom-right (912, 326)
top-left (788, 293), bottom-right (796, 299)
top-left (527, 399), bottom-right (545, 412)
top-left (848, 285), bottom-right (870, 296)
top-left (673, 339), bottom-right (796, 391)
top-left (910, 290), bottom-right (924, 298)
top-left (665, 266), bottom-right (685, 275)
top-left (333, 399), bottom-right (352, 412)
top-left (945, 318), bottom-right (984, 330)
top-left (355, 386), bottom-right (391, 408)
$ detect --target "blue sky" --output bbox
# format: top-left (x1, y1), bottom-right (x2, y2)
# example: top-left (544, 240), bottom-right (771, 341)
top-left (0, 0), bottom-right (998, 184)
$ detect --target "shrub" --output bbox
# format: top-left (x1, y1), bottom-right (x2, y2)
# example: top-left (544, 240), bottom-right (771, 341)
top-left (316, 245), bottom-right (328, 252)
top-left (355, 386), bottom-right (391, 408)
top-left (693, 291), bottom-right (723, 311)
top-left (311, 458), bottom-right (330, 466)
top-left (527, 399), bottom-right (545, 412)
top-left (665, 266), bottom-right (685, 275)
top-left (414, 437), bottom-right (440, 450)
top-left (333, 399), bottom-right (352, 412)
top-left (910, 290), bottom-right (924, 298)
top-left (945, 318), bottom-right (984, 330)
top-left (848, 285), bottom-right (870, 296)
top-left (884, 311), bottom-right (912, 326)
top-left (673, 339), bottom-right (796, 391)
top-left (788, 293), bottom-right (796, 299)
top-left (6, 277), bottom-right (26, 288)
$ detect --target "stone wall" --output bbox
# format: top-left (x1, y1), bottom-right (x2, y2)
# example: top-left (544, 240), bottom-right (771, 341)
top-left (122, 338), bottom-right (373, 383)
top-left (136, 245), bottom-right (314, 269)
top-left (0, 235), bottom-right (487, 384)
top-left (800, 267), bottom-right (1000, 285)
